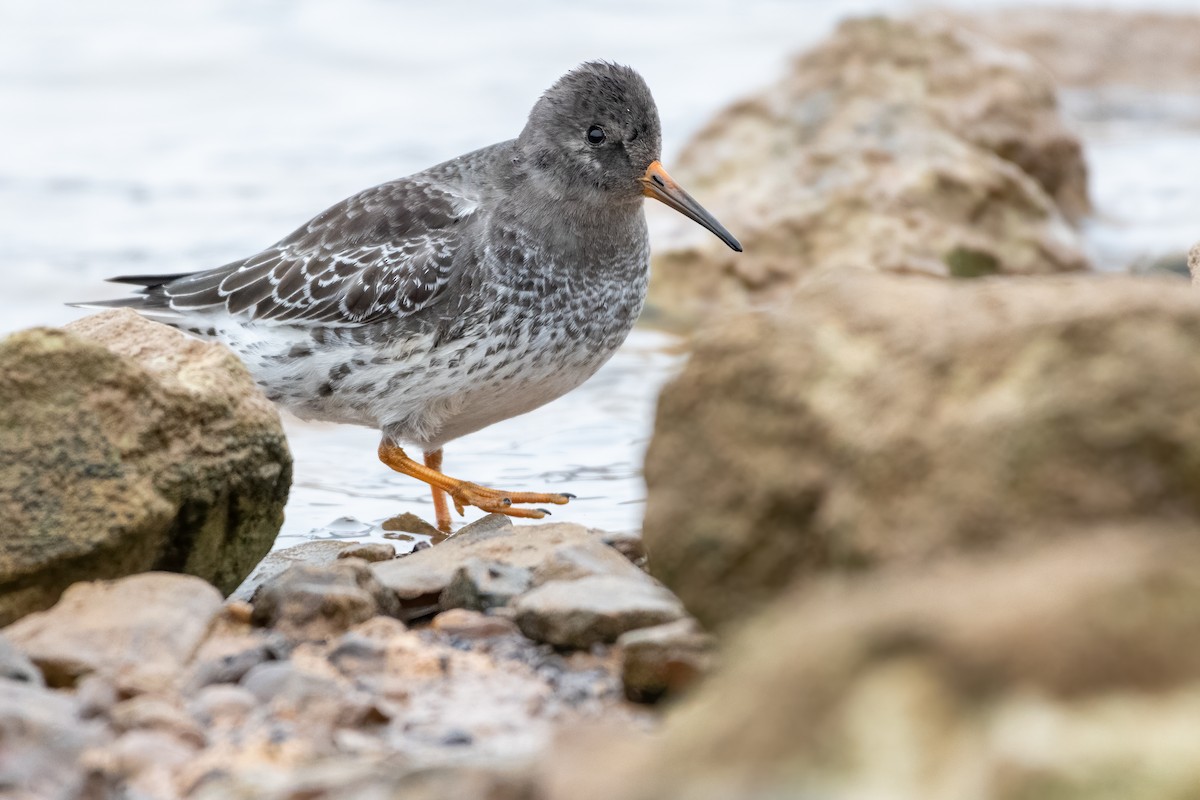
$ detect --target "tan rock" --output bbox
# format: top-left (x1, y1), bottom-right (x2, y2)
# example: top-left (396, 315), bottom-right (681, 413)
top-left (565, 532), bottom-right (1200, 800)
top-left (618, 619), bottom-right (714, 703)
top-left (1190, 242), bottom-right (1200, 285)
top-left (513, 575), bottom-right (686, 649)
top-left (645, 272), bottom-right (1200, 628)
top-left (3, 572), bottom-right (222, 688)
top-left (430, 608), bottom-right (520, 639)
top-left (647, 16), bottom-right (1088, 328)
top-left (371, 521), bottom-right (636, 607)
top-left (250, 560), bottom-right (401, 641)
top-left (0, 310), bottom-right (291, 625)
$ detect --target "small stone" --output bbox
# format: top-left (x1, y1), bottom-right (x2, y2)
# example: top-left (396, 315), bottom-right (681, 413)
top-left (599, 529), bottom-right (647, 566)
top-left (430, 608), bottom-right (520, 639)
top-left (338, 542), bottom-right (398, 563)
top-left (75, 673), bottom-right (120, 718)
top-left (187, 640), bottom-right (279, 688)
top-left (440, 558), bottom-right (533, 611)
top-left (0, 680), bottom-right (110, 797)
top-left (531, 541), bottom-right (649, 586)
top-left (3, 572), bottom-right (223, 688)
top-left (228, 540), bottom-right (358, 603)
top-left (250, 560), bottom-right (402, 641)
top-left (240, 661), bottom-right (339, 708)
top-left (512, 575), bottom-right (687, 649)
top-left (111, 694), bottom-right (206, 746)
top-left (328, 632), bottom-right (388, 675)
top-left (618, 618), bottom-right (714, 703)
top-left (381, 512), bottom-right (445, 537)
top-left (189, 684), bottom-right (259, 728)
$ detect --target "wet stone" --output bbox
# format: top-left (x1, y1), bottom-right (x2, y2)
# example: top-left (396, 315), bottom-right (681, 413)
top-left (250, 560), bottom-right (402, 641)
top-left (440, 558), bottom-right (533, 612)
top-left (513, 575), bottom-right (688, 649)
top-left (430, 608), bottom-right (521, 639)
top-left (338, 542), bottom-right (398, 563)
top-left (229, 540), bottom-right (358, 603)
top-left (618, 618), bottom-right (715, 703)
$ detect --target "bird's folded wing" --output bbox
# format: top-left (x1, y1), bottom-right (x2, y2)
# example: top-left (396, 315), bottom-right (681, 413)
top-left (160, 179), bottom-right (477, 326)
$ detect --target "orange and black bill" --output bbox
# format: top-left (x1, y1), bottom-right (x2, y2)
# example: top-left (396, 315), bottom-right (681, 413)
top-left (641, 161), bottom-right (742, 252)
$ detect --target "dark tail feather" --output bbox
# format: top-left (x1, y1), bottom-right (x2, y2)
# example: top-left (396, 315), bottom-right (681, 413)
top-left (106, 272), bottom-right (195, 288)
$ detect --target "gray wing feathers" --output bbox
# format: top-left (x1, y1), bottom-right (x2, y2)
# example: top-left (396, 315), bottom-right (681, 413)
top-left (160, 179), bottom-right (474, 326)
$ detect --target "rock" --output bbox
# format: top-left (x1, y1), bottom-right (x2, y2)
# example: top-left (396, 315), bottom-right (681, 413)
top-left (110, 694), bottom-right (206, 746)
top-left (570, 531), bottom-right (1200, 800)
top-left (0, 680), bottom-right (112, 798)
top-left (0, 310), bottom-right (291, 625)
top-left (531, 541), bottom-right (648, 586)
top-left (250, 561), bottom-right (402, 641)
top-left (440, 558), bottom-right (533, 612)
top-left (188, 684), bottom-right (259, 728)
top-left (337, 542), bottom-right (397, 563)
top-left (0, 632), bottom-right (42, 686)
top-left (513, 575), bottom-right (686, 649)
top-left (3, 572), bottom-right (222, 689)
top-left (85, 728), bottom-right (199, 799)
top-left (229, 540), bottom-right (358, 603)
top-left (618, 619), bottom-right (714, 703)
top-left (598, 530), bottom-right (647, 568)
top-left (938, 8), bottom-right (1200, 91)
top-left (430, 608), bottom-right (521, 639)
top-left (645, 16), bottom-right (1088, 328)
top-left (371, 521), bottom-right (633, 614)
top-left (1190, 242), bottom-right (1200, 285)
top-left (645, 273), bottom-right (1200, 629)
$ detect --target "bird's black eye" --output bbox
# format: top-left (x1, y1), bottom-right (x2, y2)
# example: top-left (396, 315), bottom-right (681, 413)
top-left (586, 125), bottom-right (606, 145)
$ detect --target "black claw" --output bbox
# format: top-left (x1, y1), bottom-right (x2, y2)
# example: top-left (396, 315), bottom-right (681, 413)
top-left (560, 493), bottom-right (577, 500)
top-left (537, 508), bottom-right (552, 516)
top-left (500, 497), bottom-right (512, 507)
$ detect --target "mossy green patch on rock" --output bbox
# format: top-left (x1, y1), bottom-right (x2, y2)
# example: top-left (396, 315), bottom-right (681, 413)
top-left (0, 311), bottom-right (291, 625)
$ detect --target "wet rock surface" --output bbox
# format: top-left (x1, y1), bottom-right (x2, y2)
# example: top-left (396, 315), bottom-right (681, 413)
top-left (0, 309), bottom-right (291, 625)
top-left (645, 272), bottom-right (1200, 629)
top-left (646, 16), bottom-right (1088, 328)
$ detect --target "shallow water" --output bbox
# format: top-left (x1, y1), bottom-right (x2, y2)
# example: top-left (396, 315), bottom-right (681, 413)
top-left (2, 0), bottom-right (1199, 543)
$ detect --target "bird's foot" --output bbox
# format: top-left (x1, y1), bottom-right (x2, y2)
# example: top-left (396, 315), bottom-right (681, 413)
top-left (447, 482), bottom-right (573, 520)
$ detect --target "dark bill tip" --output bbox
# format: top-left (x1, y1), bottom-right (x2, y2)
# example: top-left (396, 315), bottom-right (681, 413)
top-left (641, 161), bottom-right (742, 252)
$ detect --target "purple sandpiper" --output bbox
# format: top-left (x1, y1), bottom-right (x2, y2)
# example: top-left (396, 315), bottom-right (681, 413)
top-left (79, 61), bottom-right (742, 532)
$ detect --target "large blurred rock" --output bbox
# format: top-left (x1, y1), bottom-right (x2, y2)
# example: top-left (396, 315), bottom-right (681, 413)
top-left (0, 309), bottom-right (291, 624)
top-left (555, 531), bottom-right (1200, 800)
top-left (647, 16), bottom-right (1088, 327)
top-left (644, 273), bottom-right (1200, 628)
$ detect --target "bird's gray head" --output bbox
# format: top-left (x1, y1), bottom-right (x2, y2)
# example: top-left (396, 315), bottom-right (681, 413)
top-left (519, 62), bottom-right (662, 201)
top-left (517, 62), bottom-right (741, 251)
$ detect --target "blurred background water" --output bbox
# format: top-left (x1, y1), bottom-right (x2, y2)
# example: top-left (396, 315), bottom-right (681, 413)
top-left (3, 0), bottom-right (1199, 545)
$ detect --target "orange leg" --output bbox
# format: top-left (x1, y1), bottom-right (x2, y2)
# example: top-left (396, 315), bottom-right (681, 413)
top-left (423, 449), bottom-right (452, 533)
top-left (379, 441), bottom-right (572, 531)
